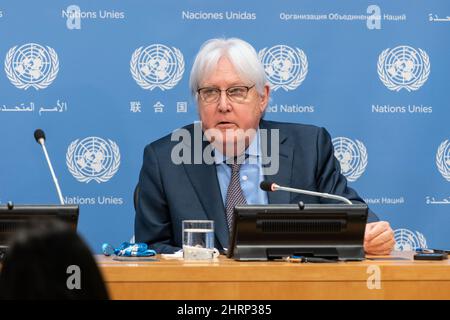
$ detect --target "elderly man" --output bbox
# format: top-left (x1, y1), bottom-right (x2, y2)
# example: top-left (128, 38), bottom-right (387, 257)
top-left (135, 37), bottom-right (395, 255)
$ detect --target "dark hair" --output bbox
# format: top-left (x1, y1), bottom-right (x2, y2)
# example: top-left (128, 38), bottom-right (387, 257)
top-left (0, 220), bottom-right (109, 300)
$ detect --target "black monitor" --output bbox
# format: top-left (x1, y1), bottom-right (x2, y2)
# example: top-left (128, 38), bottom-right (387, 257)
top-left (0, 204), bottom-right (79, 259)
top-left (227, 203), bottom-right (368, 261)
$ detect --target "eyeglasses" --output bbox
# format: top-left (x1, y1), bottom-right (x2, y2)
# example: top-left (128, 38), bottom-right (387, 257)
top-left (197, 85), bottom-right (255, 104)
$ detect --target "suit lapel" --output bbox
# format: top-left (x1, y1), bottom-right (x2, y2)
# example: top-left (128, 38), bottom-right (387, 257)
top-left (260, 120), bottom-right (293, 204)
top-left (182, 124), bottom-right (229, 249)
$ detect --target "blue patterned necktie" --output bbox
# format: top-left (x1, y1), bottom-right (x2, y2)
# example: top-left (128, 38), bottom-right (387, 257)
top-left (225, 163), bottom-right (247, 230)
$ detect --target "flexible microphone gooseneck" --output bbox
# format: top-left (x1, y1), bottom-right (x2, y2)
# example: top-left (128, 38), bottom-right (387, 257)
top-left (260, 181), bottom-right (352, 205)
top-left (34, 129), bottom-right (65, 205)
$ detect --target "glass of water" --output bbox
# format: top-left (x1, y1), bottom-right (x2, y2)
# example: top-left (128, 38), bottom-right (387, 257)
top-left (182, 220), bottom-right (218, 260)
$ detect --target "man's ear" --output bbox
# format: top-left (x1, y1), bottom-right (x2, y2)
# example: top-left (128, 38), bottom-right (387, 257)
top-left (260, 84), bottom-right (270, 113)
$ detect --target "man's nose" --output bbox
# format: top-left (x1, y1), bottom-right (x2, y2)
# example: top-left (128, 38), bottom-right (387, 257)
top-left (217, 90), bottom-right (231, 112)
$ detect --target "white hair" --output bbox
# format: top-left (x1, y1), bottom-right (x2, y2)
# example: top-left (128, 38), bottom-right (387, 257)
top-left (189, 38), bottom-right (268, 97)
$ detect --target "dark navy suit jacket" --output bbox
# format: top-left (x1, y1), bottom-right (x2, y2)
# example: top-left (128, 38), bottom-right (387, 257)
top-left (135, 120), bottom-right (378, 253)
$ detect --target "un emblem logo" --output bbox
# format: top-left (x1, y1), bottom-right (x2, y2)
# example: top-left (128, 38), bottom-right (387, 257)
top-left (377, 45), bottom-right (430, 92)
top-left (130, 44), bottom-right (184, 91)
top-left (66, 137), bottom-right (120, 183)
top-left (394, 228), bottom-right (427, 251)
top-left (258, 45), bottom-right (308, 91)
top-left (4, 43), bottom-right (59, 90)
top-left (436, 139), bottom-right (450, 182)
top-left (332, 137), bottom-right (368, 182)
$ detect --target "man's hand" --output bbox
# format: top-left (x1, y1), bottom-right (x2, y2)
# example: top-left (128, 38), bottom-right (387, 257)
top-left (364, 221), bottom-right (395, 255)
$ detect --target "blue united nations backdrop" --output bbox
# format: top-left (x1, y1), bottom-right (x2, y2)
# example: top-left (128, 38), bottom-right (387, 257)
top-left (1, 1), bottom-right (449, 253)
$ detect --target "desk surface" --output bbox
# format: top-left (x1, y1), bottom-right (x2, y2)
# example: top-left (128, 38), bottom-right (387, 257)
top-left (97, 252), bottom-right (450, 300)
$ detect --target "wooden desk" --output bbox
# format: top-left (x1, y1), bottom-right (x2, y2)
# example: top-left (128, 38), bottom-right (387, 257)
top-left (97, 252), bottom-right (450, 300)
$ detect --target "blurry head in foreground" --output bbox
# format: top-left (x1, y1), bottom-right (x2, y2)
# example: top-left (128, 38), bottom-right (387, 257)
top-left (0, 220), bottom-right (109, 300)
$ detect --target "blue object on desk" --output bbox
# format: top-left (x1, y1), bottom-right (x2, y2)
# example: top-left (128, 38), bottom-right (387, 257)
top-left (102, 242), bottom-right (156, 257)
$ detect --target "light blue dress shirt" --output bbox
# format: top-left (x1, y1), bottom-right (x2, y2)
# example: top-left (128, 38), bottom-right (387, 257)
top-left (214, 129), bottom-right (269, 206)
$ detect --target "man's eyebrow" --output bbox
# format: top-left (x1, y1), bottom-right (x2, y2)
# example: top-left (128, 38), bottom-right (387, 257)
top-left (199, 85), bottom-right (219, 88)
top-left (200, 82), bottom-right (248, 88)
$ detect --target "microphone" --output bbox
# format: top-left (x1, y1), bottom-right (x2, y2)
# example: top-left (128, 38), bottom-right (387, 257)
top-left (260, 181), bottom-right (352, 205)
top-left (34, 129), bottom-right (65, 205)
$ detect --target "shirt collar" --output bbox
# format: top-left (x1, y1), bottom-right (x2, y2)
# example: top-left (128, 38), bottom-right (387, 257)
top-left (213, 128), bottom-right (261, 165)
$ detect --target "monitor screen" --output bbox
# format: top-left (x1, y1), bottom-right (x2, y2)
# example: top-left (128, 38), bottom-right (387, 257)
top-left (227, 203), bottom-right (368, 261)
top-left (0, 204), bottom-right (79, 251)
